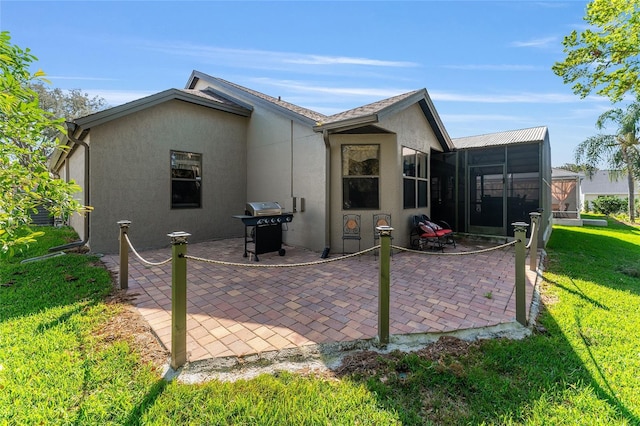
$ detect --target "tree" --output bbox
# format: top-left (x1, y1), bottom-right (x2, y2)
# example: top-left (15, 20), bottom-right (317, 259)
top-left (557, 163), bottom-right (598, 178)
top-left (30, 82), bottom-right (107, 143)
top-left (575, 102), bottom-right (640, 221)
top-left (552, 0), bottom-right (640, 103)
top-left (0, 31), bottom-right (87, 256)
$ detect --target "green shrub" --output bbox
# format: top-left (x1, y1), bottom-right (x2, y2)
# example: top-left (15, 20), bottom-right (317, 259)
top-left (591, 196), bottom-right (627, 215)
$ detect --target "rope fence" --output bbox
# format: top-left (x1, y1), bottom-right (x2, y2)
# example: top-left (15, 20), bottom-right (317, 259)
top-left (183, 246), bottom-right (377, 268)
top-left (124, 233), bottom-right (172, 266)
top-left (392, 240), bottom-right (517, 256)
top-left (116, 212), bottom-right (541, 369)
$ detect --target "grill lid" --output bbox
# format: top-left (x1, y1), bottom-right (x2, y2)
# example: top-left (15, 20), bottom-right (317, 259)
top-left (246, 201), bottom-right (283, 216)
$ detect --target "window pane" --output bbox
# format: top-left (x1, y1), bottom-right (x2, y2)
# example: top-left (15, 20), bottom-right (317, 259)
top-left (172, 180), bottom-right (201, 208)
top-left (343, 145), bottom-right (379, 176)
top-left (418, 180), bottom-right (428, 208)
top-left (402, 147), bottom-right (416, 177)
top-left (343, 178), bottom-right (379, 209)
top-left (403, 178), bottom-right (415, 209)
top-left (171, 151), bottom-right (201, 178)
top-left (416, 152), bottom-right (428, 178)
top-left (171, 150), bottom-right (202, 208)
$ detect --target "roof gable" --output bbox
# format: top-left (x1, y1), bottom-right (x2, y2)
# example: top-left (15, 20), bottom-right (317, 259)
top-left (187, 71), bottom-right (454, 151)
top-left (187, 70), bottom-right (326, 125)
top-left (314, 89), bottom-right (454, 151)
top-left (75, 88), bottom-right (252, 129)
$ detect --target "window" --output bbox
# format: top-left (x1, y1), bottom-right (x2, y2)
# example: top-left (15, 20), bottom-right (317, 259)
top-left (342, 144), bottom-right (379, 209)
top-left (403, 147), bottom-right (428, 208)
top-left (171, 150), bottom-right (202, 208)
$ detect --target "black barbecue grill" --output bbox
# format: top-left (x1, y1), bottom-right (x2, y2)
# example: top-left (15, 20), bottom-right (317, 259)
top-left (233, 202), bottom-right (293, 261)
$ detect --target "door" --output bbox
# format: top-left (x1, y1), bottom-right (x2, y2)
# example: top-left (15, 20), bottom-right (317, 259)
top-left (468, 165), bottom-right (506, 235)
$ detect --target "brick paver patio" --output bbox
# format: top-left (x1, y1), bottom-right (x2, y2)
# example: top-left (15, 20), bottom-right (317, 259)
top-left (102, 236), bottom-right (539, 364)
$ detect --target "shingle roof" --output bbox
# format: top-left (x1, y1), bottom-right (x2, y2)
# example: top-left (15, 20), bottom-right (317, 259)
top-left (75, 88), bottom-right (252, 129)
top-left (181, 88), bottom-right (251, 111)
top-left (552, 168), bottom-right (582, 179)
top-left (189, 72), bottom-right (327, 123)
top-left (581, 170), bottom-right (638, 195)
top-left (452, 126), bottom-right (548, 149)
top-left (322, 90), bottom-right (422, 124)
top-left (187, 71), bottom-right (454, 150)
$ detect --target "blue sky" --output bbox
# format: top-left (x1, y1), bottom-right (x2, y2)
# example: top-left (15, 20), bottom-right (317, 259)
top-left (1, 0), bottom-right (614, 166)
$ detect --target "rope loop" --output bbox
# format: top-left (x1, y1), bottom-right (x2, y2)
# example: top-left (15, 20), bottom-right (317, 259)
top-left (525, 221), bottom-right (537, 249)
top-left (124, 234), bottom-right (172, 266)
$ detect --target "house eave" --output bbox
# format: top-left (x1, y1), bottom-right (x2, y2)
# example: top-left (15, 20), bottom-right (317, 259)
top-left (75, 88), bottom-right (252, 129)
top-left (313, 114), bottom-right (379, 133)
top-left (188, 70), bottom-right (321, 128)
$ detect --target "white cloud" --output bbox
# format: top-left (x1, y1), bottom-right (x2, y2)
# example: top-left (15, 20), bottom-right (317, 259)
top-left (251, 77), bottom-right (412, 99)
top-left (535, 2), bottom-right (570, 8)
top-left (48, 76), bottom-right (117, 82)
top-left (442, 64), bottom-right (540, 71)
top-left (440, 113), bottom-right (523, 123)
top-left (286, 55), bottom-right (417, 67)
top-left (430, 90), bottom-right (601, 104)
top-left (141, 41), bottom-right (416, 70)
top-left (510, 36), bottom-right (558, 48)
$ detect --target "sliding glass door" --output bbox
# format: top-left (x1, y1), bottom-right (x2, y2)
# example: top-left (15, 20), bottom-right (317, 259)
top-left (468, 165), bottom-right (506, 235)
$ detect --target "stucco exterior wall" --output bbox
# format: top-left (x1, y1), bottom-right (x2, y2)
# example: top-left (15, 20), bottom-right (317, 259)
top-left (190, 78), bottom-right (328, 252)
top-left (328, 104), bottom-right (445, 252)
top-left (378, 104), bottom-right (445, 246)
top-left (244, 107), bottom-right (327, 252)
top-left (86, 100), bottom-right (248, 253)
top-left (67, 143), bottom-right (87, 241)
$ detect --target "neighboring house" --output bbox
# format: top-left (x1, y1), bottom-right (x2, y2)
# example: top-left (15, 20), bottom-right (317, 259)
top-left (551, 168), bottom-right (582, 219)
top-left (581, 170), bottom-right (639, 209)
top-left (49, 70), bottom-right (551, 254)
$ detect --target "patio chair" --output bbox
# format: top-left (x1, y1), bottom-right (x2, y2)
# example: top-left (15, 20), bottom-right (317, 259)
top-left (372, 213), bottom-right (393, 258)
top-left (409, 215), bottom-right (456, 252)
top-left (419, 214), bottom-right (456, 247)
top-left (342, 214), bottom-right (361, 254)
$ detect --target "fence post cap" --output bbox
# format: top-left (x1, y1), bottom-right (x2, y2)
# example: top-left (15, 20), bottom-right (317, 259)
top-left (511, 222), bottom-right (529, 232)
top-left (528, 212), bottom-right (542, 218)
top-left (117, 220), bottom-right (132, 226)
top-left (376, 225), bottom-right (394, 235)
top-left (168, 231), bottom-right (191, 245)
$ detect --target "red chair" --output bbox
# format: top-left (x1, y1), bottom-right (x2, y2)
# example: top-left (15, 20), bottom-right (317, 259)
top-left (410, 215), bottom-right (456, 252)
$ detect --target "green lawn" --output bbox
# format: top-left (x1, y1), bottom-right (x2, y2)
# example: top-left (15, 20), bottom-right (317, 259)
top-left (1, 219), bottom-right (638, 425)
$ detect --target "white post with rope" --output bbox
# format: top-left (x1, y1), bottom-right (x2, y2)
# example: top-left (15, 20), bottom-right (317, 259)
top-left (118, 220), bottom-right (131, 290)
top-left (528, 212), bottom-right (541, 271)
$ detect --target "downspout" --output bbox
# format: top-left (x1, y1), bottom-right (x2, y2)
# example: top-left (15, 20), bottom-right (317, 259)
top-left (290, 120), bottom-right (294, 200)
top-left (323, 129), bottom-right (331, 250)
top-left (49, 121), bottom-right (90, 251)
